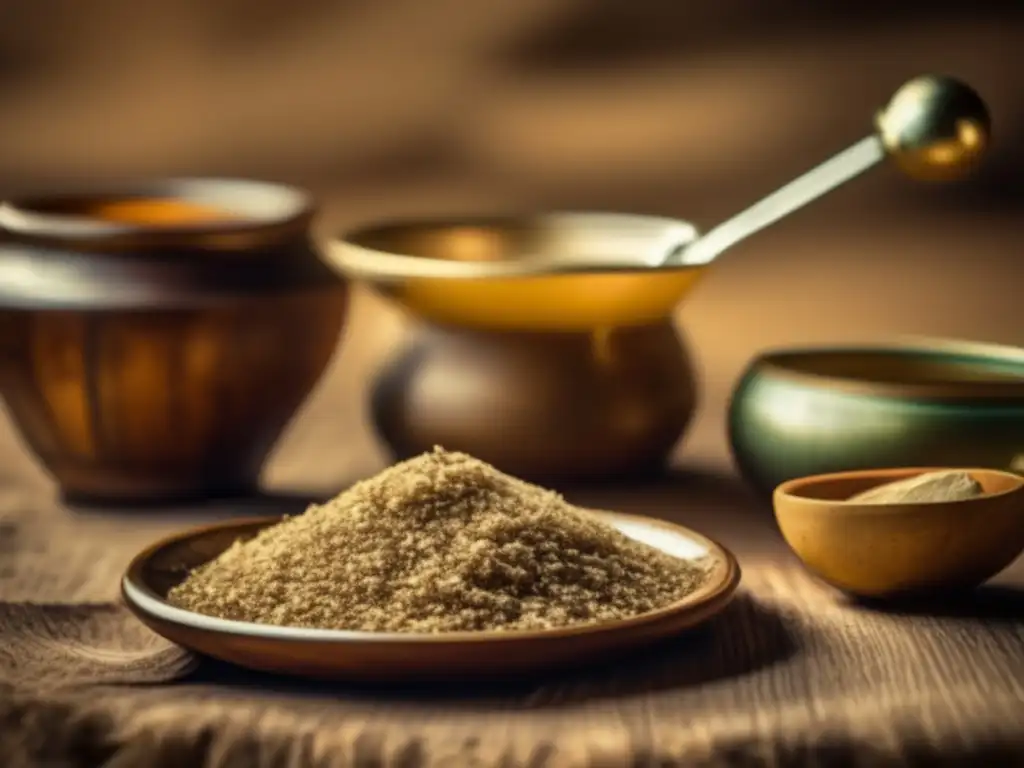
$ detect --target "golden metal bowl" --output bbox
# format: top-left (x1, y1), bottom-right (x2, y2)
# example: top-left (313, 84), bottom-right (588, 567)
top-left (729, 341), bottom-right (1024, 498)
top-left (331, 213), bottom-right (706, 332)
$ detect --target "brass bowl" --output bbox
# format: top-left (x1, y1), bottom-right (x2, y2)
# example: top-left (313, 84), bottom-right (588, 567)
top-left (331, 213), bottom-right (707, 479)
top-left (774, 467), bottom-right (1024, 598)
top-left (330, 212), bottom-right (707, 332)
top-left (0, 178), bottom-right (348, 503)
top-left (729, 342), bottom-right (1024, 497)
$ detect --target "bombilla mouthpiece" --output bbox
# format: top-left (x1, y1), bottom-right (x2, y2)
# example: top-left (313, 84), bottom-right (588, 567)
top-left (875, 74), bottom-right (991, 182)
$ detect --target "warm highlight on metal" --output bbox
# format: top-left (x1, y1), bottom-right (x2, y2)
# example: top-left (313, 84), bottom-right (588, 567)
top-left (876, 75), bottom-right (991, 181)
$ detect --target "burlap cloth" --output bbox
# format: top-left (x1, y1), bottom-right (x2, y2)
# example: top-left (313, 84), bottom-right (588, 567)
top-left (2, 463), bottom-right (1024, 768)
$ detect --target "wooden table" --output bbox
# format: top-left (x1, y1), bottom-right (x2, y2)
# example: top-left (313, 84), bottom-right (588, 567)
top-left (2, 289), bottom-right (1024, 767)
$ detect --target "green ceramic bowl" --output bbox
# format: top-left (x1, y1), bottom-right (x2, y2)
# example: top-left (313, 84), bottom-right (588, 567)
top-left (728, 342), bottom-right (1024, 497)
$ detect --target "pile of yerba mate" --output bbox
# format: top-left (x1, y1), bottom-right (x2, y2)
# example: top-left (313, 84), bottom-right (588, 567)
top-left (169, 448), bottom-right (706, 633)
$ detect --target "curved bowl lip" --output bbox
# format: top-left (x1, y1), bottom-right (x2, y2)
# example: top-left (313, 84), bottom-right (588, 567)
top-left (0, 177), bottom-right (315, 240)
top-left (329, 211), bottom-right (702, 282)
top-left (744, 340), bottom-right (1024, 401)
top-left (774, 466), bottom-right (1024, 511)
top-left (121, 510), bottom-right (741, 647)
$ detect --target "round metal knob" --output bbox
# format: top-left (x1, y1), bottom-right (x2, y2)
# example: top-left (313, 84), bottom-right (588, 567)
top-left (876, 75), bottom-right (991, 182)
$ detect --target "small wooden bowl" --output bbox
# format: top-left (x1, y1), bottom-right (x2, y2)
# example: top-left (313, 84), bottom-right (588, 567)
top-left (774, 467), bottom-right (1024, 598)
top-left (122, 512), bottom-right (741, 682)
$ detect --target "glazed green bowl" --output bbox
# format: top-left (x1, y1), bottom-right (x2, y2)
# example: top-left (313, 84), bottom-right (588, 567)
top-left (728, 342), bottom-right (1024, 497)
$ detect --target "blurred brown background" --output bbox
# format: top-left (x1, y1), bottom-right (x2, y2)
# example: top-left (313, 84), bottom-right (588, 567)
top-left (0, 1), bottom-right (1022, 491)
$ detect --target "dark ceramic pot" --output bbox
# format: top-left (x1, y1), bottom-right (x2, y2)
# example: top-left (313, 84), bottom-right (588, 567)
top-left (371, 321), bottom-right (697, 481)
top-left (0, 178), bottom-right (348, 503)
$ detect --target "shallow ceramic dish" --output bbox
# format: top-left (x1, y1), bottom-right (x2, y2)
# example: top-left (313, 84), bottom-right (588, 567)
top-left (774, 467), bottom-right (1024, 598)
top-left (122, 512), bottom-right (741, 682)
top-left (729, 341), bottom-right (1024, 497)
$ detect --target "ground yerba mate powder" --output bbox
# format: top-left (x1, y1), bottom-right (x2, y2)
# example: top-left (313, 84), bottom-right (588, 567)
top-left (168, 447), bottom-right (707, 633)
top-left (848, 470), bottom-right (984, 504)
